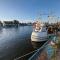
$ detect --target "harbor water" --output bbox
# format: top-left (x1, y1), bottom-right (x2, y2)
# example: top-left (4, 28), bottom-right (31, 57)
top-left (0, 26), bottom-right (35, 60)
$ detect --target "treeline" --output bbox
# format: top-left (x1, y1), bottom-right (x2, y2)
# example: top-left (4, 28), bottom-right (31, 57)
top-left (0, 20), bottom-right (33, 27)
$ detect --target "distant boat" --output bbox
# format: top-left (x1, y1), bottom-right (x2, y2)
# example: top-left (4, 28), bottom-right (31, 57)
top-left (31, 21), bottom-right (48, 43)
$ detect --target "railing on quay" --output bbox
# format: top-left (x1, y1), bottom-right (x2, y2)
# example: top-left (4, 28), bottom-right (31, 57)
top-left (14, 34), bottom-right (56, 60)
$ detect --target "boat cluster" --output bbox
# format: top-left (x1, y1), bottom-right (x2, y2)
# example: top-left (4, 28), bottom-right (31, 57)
top-left (31, 21), bottom-right (59, 43)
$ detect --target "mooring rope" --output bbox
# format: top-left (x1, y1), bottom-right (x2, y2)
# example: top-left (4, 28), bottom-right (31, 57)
top-left (14, 49), bottom-right (38, 60)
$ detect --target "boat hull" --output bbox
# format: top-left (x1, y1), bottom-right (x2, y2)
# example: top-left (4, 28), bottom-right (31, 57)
top-left (31, 31), bottom-right (48, 42)
top-left (31, 41), bottom-right (46, 49)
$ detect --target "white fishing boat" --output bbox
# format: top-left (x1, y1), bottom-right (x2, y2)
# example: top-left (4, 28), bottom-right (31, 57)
top-left (31, 21), bottom-right (48, 43)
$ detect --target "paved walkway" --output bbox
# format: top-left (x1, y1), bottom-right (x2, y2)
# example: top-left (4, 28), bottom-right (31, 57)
top-left (37, 36), bottom-right (60, 60)
top-left (37, 50), bottom-right (48, 60)
top-left (56, 48), bottom-right (60, 60)
top-left (37, 46), bottom-right (60, 60)
top-left (56, 35), bottom-right (60, 60)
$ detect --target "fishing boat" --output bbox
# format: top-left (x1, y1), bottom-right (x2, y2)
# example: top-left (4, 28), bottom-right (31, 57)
top-left (31, 21), bottom-right (48, 45)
